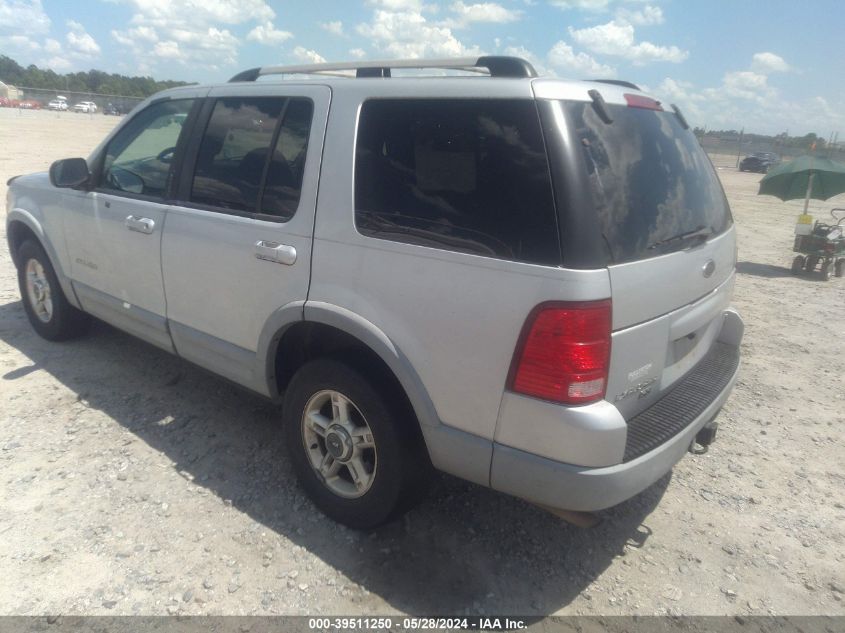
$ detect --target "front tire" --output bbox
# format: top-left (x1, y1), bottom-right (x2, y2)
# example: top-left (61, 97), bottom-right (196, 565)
top-left (282, 359), bottom-right (429, 529)
top-left (16, 240), bottom-right (88, 341)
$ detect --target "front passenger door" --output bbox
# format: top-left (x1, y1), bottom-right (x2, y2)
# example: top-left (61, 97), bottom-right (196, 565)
top-left (64, 98), bottom-right (196, 350)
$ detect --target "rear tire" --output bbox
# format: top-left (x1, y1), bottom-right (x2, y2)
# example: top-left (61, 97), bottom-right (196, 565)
top-left (282, 359), bottom-right (430, 529)
top-left (791, 255), bottom-right (805, 274)
top-left (835, 259), bottom-right (844, 278)
top-left (16, 240), bottom-right (89, 341)
top-left (821, 260), bottom-right (832, 281)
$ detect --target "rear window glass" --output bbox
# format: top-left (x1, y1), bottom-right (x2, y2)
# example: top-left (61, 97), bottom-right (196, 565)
top-left (565, 101), bottom-right (731, 264)
top-left (355, 99), bottom-right (560, 265)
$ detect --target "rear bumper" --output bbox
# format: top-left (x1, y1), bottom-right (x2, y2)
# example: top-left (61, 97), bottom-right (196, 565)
top-left (490, 309), bottom-right (743, 512)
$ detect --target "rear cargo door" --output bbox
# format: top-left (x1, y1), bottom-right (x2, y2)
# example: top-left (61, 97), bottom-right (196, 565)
top-left (561, 98), bottom-right (737, 420)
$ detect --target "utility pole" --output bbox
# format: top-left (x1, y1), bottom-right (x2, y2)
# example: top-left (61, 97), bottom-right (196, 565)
top-left (736, 128), bottom-right (744, 168)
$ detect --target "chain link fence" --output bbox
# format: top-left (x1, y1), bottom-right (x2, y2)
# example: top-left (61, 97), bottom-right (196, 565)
top-left (699, 135), bottom-right (845, 168)
top-left (0, 86), bottom-right (145, 115)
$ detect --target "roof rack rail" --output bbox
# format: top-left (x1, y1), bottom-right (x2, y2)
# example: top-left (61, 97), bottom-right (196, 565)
top-left (228, 56), bottom-right (538, 82)
top-left (590, 79), bottom-right (642, 91)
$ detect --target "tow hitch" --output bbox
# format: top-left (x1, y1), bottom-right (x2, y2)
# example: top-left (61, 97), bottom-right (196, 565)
top-left (690, 421), bottom-right (718, 454)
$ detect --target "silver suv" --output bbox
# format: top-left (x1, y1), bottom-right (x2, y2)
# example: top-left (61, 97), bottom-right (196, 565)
top-left (6, 57), bottom-right (743, 529)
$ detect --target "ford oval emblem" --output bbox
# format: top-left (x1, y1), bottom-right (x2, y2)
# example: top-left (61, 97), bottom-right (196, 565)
top-left (702, 260), bottom-right (716, 278)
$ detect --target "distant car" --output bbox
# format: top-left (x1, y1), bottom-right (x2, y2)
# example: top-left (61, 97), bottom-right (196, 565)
top-left (740, 152), bottom-right (780, 173)
top-left (18, 99), bottom-right (41, 110)
top-left (0, 96), bottom-right (11, 107)
top-left (48, 98), bottom-right (68, 111)
top-left (73, 101), bottom-right (98, 113)
top-left (103, 103), bottom-right (121, 116)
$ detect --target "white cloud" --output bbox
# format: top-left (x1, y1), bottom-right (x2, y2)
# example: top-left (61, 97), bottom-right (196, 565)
top-left (656, 74), bottom-right (844, 135)
top-left (357, 6), bottom-right (481, 58)
top-left (66, 20), bottom-right (101, 57)
top-left (445, 2), bottom-right (522, 28)
top-left (615, 4), bottom-right (663, 25)
top-left (569, 20), bottom-right (687, 64)
top-left (320, 20), bottom-right (344, 36)
top-left (550, 0), bottom-right (649, 11)
top-left (503, 45), bottom-right (549, 75)
top-left (1, 34), bottom-right (39, 52)
top-left (349, 47), bottom-right (367, 59)
top-left (247, 22), bottom-right (293, 45)
top-left (751, 51), bottom-right (790, 74)
top-left (366, 0), bottom-right (425, 10)
top-left (547, 40), bottom-right (616, 76)
top-left (124, 0), bottom-right (275, 27)
top-left (45, 55), bottom-right (72, 71)
top-left (111, 0), bottom-right (283, 71)
top-left (0, 0), bottom-right (50, 34)
top-left (0, 0), bottom-right (51, 61)
top-left (43, 38), bottom-right (61, 54)
top-left (292, 46), bottom-right (326, 64)
top-left (718, 70), bottom-right (774, 102)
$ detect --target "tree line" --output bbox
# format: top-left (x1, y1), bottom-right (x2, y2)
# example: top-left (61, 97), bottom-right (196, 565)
top-left (693, 127), bottom-right (834, 151)
top-left (0, 55), bottom-right (192, 97)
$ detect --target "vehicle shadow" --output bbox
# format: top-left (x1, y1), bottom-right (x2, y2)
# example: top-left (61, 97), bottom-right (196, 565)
top-left (736, 260), bottom-right (830, 281)
top-left (0, 299), bottom-right (668, 615)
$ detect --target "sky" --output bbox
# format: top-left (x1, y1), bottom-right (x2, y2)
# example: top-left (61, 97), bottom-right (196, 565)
top-left (0, 0), bottom-right (843, 136)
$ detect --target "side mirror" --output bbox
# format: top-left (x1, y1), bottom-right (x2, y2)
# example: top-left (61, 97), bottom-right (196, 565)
top-left (49, 158), bottom-right (91, 189)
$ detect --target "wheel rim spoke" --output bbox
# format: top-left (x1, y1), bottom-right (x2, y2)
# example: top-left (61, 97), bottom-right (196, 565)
top-left (331, 392), bottom-right (351, 424)
top-left (350, 426), bottom-right (375, 449)
top-left (319, 453), bottom-right (341, 479)
top-left (305, 411), bottom-right (331, 437)
top-left (347, 456), bottom-right (372, 491)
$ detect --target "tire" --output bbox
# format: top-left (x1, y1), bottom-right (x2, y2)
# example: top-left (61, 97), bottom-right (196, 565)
top-left (16, 239), bottom-right (89, 341)
top-left (282, 358), bottom-right (430, 529)
top-left (805, 256), bottom-right (819, 272)
top-left (791, 255), bottom-right (805, 274)
top-left (821, 260), bottom-right (832, 281)
top-left (835, 259), bottom-right (845, 278)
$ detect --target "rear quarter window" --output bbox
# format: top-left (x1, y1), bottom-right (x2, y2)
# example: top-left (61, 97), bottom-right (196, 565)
top-left (354, 99), bottom-right (561, 266)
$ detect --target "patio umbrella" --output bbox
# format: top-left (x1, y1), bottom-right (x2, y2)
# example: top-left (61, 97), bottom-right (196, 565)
top-left (758, 155), bottom-right (845, 213)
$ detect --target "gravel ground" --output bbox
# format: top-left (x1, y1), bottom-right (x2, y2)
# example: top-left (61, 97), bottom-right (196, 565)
top-left (0, 108), bottom-right (843, 616)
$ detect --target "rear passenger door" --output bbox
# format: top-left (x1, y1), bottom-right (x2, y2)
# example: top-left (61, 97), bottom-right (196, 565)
top-left (161, 85), bottom-right (329, 391)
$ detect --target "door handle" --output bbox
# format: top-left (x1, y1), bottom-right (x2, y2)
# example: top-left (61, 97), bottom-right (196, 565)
top-left (125, 215), bottom-right (155, 234)
top-left (255, 240), bottom-right (297, 265)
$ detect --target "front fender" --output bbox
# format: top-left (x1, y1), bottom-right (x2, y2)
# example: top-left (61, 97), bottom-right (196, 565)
top-left (7, 206), bottom-right (81, 309)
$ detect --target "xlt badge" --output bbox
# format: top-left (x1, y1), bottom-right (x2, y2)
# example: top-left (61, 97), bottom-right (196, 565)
top-left (614, 377), bottom-right (658, 403)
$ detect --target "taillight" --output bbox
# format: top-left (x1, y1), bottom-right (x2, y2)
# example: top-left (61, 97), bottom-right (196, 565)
top-left (509, 300), bottom-right (612, 405)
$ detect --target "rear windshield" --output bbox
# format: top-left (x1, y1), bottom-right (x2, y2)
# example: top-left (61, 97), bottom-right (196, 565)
top-left (564, 101), bottom-right (731, 264)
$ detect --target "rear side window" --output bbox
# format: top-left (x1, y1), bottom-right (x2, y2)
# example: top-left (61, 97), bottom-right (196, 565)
top-left (564, 101), bottom-right (731, 264)
top-left (191, 97), bottom-right (313, 220)
top-left (355, 99), bottom-right (560, 265)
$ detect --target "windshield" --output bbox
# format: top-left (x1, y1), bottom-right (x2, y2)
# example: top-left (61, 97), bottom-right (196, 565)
top-left (563, 100), bottom-right (732, 264)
